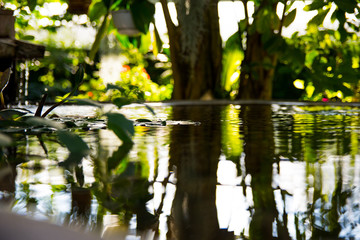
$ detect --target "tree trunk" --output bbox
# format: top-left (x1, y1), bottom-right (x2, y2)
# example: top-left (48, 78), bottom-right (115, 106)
top-left (160, 0), bottom-right (222, 100)
top-left (237, 32), bottom-right (277, 100)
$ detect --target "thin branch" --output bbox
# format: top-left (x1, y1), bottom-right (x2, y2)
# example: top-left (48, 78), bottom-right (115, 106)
top-left (159, 0), bottom-right (176, 37)
top-left (278, 1), bottom-right (287, 35)
top-left (241, 0), bottom-right (249, 26)
top-left (35, 93), bottom-right (47, 117)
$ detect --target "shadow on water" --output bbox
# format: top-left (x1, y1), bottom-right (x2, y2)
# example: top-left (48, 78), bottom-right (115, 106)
top-left (0, 103), bottom-right (360, 239)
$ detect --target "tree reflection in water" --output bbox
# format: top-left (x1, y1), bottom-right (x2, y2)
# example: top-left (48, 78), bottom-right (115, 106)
top-left (168, 105), bottom-right (234, 240)
top-left (240, 104), bottom-right (290, 240)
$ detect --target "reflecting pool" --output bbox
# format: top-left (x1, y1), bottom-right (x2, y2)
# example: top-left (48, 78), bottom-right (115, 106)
top-left (1, 102), bottom-right (360, 240)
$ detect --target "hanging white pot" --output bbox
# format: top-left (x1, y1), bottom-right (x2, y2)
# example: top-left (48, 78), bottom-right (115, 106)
top-left (111, 10), bottom-right (140, 36)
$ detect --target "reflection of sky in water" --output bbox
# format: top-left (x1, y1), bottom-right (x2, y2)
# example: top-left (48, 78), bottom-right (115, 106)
top-left (3, 103), bottom-right (360, 239)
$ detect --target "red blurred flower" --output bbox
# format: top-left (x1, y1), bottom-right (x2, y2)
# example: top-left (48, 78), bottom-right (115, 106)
top-left (121, 65), bottom-right (130, 73)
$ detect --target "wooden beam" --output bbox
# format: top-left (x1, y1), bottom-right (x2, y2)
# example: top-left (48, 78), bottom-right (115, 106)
top-left (0, 38), bottom-right (45, 60)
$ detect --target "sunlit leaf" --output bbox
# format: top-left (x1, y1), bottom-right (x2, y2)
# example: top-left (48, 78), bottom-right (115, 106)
top-left (21, 35), bottom-right (35, 41)
top-left (88, 0), bottom-right (108, 21)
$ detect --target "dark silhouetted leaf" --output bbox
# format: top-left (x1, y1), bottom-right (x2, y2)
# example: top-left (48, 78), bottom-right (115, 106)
top-left (304, 1), bottom-right (327, 11)
top-left (112, 97), bottom-right (131, 109)
top-left (334, 0), bottom-right (357, 13)
top-left (107, 83), bottom-right (124, 92)
top-left (57, 130), bottom-right (90, 156)
top-left (26, 117), bottom-right (65, 130)
top-left (106, 113), bottom-right (134, 143)
top-left (308, 8), bottom-right (330, 26)
top-left (0, 109), bottom-right (28, 120)
top-left (130, 0), bottom-right (155, 34)
top-left (283, 8), bottom-right (296, 27)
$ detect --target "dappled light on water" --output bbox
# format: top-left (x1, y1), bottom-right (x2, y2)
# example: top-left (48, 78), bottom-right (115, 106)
top-left (1, 103), bottom-right (360, 239)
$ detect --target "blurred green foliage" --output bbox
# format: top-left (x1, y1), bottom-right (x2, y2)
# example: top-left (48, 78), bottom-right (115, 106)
top-left (3, 0), bottom-right (360, 102)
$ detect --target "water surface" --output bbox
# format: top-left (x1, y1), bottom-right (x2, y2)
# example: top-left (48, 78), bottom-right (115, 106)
top-left (1, 103), bottom-right (360, 239)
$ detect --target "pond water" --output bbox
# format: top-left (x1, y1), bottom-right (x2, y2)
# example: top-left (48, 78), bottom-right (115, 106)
top-left (1, 102), bottom-right (360, 239)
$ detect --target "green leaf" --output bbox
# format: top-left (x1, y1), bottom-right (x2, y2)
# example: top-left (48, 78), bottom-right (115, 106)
top-left (334, 0), bottom-right (357, 13)
top-left (130, 0), bottom-right (155, 34)
top-left (0, 109), bottom-right (28, 120)
top-left (308, 8), bottom-right (330, 26)
top-left (25, 117), bottom-right (65, 130)
top-left (57, 130), bottom-right (90, 156)
top-left (88, 0), bottom-right (108, 22)
top-left (107, 83), bottom-right (124, 92)
top-left (106, 113), bottom-right (134, 143)
top-left (21, 35), bottom-right (35, 41)
top-left (139, 32), bottom-right (152, 54)
top-left (283, 8), bottom-right (296, 27)
top-left (112, 97), bottom-right (131, 109)
top-left (304, 1), bottom-right (327, 11)
top-left (153, 24), bottom-right (163, 55)
top-left (90, 13), bottom-right (110, 61)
